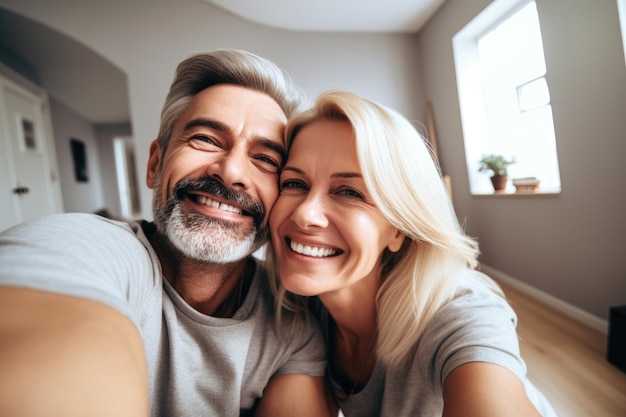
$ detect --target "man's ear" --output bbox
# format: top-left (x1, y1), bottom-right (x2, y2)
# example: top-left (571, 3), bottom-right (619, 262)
top-left (387, 229), bottom-right (406, 253)
top-left (146, 140), bottom-right (161, 189)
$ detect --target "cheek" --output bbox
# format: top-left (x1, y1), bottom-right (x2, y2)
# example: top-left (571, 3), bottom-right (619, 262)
top-left (260, 184), bottom-right (279, 216)
top-left (158, 164), bottom-right (184, 198)
top-left (352, 213), bottom-right (381, 236)
top-left (350, 214), bottom-right (395, 251)
top-left (159, 151), bottom-right (190, 183)
top-left (162, 148), bottom-right (213, 183)
top-left (269, 197), bottom-right (291, 231)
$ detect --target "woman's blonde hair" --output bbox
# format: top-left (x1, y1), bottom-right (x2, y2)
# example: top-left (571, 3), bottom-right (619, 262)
top-left (268, 90), bottom-right (495, 366)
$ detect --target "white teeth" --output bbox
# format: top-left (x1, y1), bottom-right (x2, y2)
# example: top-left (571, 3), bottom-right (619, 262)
top-left (290, 240), bottom-right (337, 257)
top-left (198, 196), bottom-right (242, 214)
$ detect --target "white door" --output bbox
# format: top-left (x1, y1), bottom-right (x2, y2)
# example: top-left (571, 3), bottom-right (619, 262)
top-left (0, 75), bottom-right (63, 231)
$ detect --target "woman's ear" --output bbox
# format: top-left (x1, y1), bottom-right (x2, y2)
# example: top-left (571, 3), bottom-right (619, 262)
top-left (146, 140), bottom-right (161, 189)
top-left (387, 229), bottom-right (406, 253)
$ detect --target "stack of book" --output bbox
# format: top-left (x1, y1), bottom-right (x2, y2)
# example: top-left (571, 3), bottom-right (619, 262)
top-left (512, 177), bottom-right (540, 192)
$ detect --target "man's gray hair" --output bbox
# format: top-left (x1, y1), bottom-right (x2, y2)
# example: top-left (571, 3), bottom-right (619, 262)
top-left (156, 49), bottom-right (306, 150)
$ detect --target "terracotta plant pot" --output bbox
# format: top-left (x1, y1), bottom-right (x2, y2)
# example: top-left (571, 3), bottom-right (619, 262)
top-left (490, 175), bottom-right (508, 191)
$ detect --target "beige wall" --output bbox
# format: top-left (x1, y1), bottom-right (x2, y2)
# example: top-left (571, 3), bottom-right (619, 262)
top-left (419, 0), bottom-right (626, 321)
top-left (48, 96), bottom-right (105, 213)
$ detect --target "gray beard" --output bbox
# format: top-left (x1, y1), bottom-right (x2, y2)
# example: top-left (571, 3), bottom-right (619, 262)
top-left (152, 177), bottom-right (269, 264)
top-left (163, 204), bottom-right (264, 263)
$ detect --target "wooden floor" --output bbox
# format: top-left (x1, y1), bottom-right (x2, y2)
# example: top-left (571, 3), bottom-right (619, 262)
top-left (496, 280), bottom-right (626, 417)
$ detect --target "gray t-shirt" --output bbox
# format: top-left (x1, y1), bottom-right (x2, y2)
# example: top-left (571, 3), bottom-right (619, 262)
top-left (0, 213), bottom-right (326, 416)
top-left (319, 277), bottom-right (558, 417)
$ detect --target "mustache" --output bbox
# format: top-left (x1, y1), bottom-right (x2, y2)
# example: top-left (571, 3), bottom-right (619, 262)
top-left (172, 178), bottom-right (266, 227)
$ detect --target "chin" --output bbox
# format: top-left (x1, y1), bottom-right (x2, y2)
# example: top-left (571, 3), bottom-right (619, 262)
top-left (282, 276), bottom-right (323, 297)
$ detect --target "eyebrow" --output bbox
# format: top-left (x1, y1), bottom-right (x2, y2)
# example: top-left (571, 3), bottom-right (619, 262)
top-left (183, 118), bottom-right (230, 135)
top-left (184, 117), bottom-right (287, 161)
top-left (259, 138), bottom-right (287, 162)
top-left (282, 166), bottom-right (362, 179)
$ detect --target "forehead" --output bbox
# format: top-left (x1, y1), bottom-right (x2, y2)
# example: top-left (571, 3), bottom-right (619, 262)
top-left (290, 119), bottom-right (357, 161)
top-left (179, 84), bottom-right (288, 139)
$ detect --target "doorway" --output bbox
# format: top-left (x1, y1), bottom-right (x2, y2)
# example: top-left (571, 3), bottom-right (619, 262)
top-left (113, 136), bottom-right (141, 219)
top-left (0, 72), bottom-right (63, 231)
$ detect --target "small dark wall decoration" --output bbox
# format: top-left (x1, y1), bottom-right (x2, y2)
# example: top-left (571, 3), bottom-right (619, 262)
top-left (70, 138), bottom-right (88, 182)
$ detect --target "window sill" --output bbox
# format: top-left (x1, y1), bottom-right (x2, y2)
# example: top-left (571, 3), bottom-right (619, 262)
top-left (472, 187), bottom-right (560, 197)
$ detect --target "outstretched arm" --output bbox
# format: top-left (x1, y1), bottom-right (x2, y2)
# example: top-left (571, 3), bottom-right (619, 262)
top-left (0, 287), bottom-right (149, 417)
top-left (442, 362), bottom-right (542, 417)
top-left (254, 373), bottom-right (338, 417)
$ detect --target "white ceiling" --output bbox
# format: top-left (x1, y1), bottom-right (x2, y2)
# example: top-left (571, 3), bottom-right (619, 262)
top-left (0, 0), bottom-right (445, 124)
top-left (203, 0), bottom-right (446, 33)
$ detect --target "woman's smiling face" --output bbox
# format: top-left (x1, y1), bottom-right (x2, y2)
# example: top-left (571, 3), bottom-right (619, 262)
top-left (270, 119), bottom-right (404, 296)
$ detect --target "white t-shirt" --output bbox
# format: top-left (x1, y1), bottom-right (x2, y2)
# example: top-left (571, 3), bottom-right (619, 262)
top-left (0, 213), bottom-right (326, 416)
top-left (317, 276), bottom-right (558, 417)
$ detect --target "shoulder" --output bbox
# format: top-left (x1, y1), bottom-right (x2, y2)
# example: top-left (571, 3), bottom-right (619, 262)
top-left (252, 259), bottom-right (325, 350)
top-left (416, 271), bottom-right (525, 383)
top-left (0, 213), bottom-right (156, 302)
top-left (241, 260), bottom-right (326, 377)
top-left (2, 213), bottom-right (139, 241)
top-left (436, 270), bottom-right (516, 330)
top-left (0, 215), bottom-right (162, 335)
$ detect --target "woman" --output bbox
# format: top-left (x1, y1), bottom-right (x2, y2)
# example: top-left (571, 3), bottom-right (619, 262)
top-left (267, 90), bottom-right (558, 417)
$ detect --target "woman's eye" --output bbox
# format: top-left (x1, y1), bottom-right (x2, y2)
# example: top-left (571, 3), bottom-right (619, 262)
top-left (280, 179), bottom-right (306, 190)
top-left (338, 188), bottom-right (364, 199)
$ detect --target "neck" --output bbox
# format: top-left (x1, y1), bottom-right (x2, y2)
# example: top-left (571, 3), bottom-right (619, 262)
top-left (321, 283), bottom-right (379, 397)
top-left (149, 228), bottom-right (254, 317)
top-left (328, 297), bottom-right (377, 360)
top-left (320, 275), bottom-right (379, 340)
top-left (329, 315), bottom-right (378, 398)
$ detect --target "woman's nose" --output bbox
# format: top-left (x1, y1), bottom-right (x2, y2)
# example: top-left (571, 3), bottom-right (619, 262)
top-left (290, 193), bottom-right (329, 229)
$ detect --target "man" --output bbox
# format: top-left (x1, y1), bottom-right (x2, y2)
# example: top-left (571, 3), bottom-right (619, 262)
top-left (0, 49), bottom-right (330, 417)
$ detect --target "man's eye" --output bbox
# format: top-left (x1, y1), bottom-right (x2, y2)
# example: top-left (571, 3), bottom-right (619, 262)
top-left (257, 155), bottom-right (280, 168)
top-left (190, 135), bottom-right (217, 146)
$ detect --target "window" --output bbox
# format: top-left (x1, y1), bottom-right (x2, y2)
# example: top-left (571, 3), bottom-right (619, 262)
top-left (619, 0), bottom-right (626, 66)
top-left (453, 0), bottom-right (561, 195)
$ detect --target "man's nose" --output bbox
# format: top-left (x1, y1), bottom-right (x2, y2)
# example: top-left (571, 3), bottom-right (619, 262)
top-left (207, 147), bottom-right (251, 190)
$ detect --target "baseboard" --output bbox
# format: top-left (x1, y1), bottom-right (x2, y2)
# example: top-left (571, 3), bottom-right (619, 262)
top-left (480, 264), bottom-right (608, 335)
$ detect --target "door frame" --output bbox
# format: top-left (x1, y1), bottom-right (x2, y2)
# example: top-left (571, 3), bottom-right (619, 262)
top-left (0, 63), bottom-right (63, 227)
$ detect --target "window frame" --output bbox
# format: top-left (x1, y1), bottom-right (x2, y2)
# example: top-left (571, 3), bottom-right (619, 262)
top-left (452, 0), bottom-right (562, 196)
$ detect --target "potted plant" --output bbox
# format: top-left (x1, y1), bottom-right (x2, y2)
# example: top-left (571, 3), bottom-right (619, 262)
top-left (478, 154), bottom-right (515, 191)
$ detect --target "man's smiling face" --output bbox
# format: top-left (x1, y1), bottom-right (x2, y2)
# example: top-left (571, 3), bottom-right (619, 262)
top-left (146, 84), bottom-right (287, 263)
